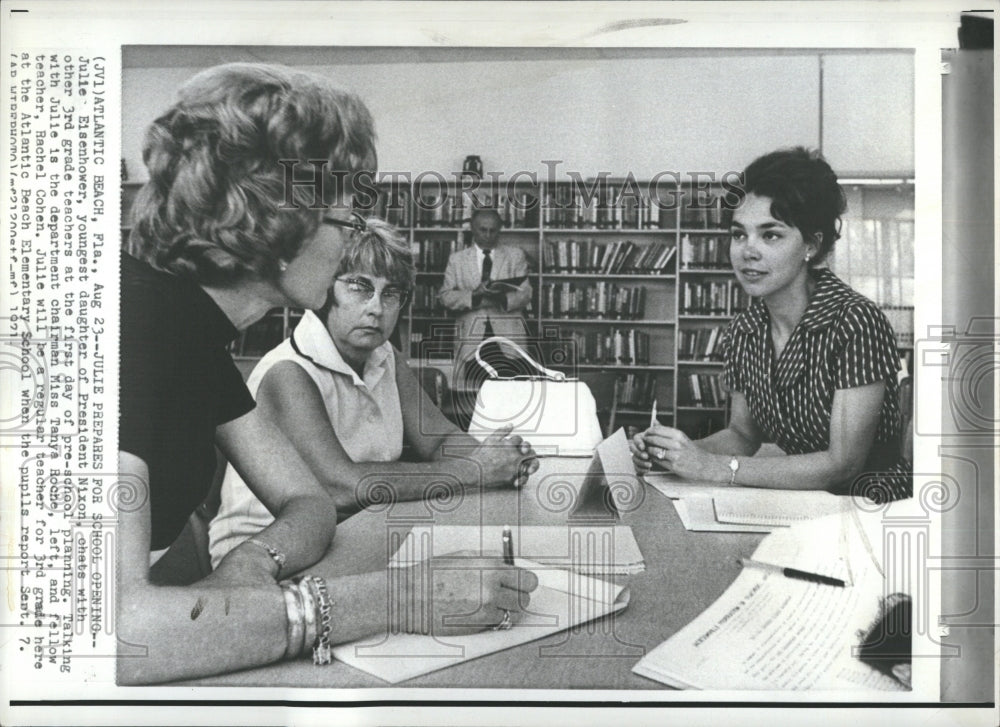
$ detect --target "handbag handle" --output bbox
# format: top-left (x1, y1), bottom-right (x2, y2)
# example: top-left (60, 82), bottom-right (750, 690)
top-left (474, 336), bottom-right (567, 381)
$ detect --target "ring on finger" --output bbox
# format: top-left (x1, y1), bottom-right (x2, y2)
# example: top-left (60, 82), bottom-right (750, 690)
top-left (493, 609), bottom-right (513, 631)
top-left (649, 446), bottom-right (667, 460)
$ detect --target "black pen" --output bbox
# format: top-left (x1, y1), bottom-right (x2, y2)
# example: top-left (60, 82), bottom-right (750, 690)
top-left (740, 558), bottom-right (846, 587)
top-left (502, 525), bottom-right (514, 565)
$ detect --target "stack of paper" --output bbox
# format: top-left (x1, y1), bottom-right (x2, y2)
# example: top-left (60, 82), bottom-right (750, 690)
top-left (390, 524), bottom-right (644, 575)
top-left (644, 473), bottom-right (853, 533)
top-left (333, 561), bottom-right (631, 684)
top-left (714, 489), bottom-right (852, 527)
top-left (632, 512), bottom-right (903, 690)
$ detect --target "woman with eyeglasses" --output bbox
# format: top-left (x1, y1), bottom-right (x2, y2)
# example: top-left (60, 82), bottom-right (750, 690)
top-left (119, 63), bottom-right (536, 684)
top-left (209, 217), bottom-right (539, 566)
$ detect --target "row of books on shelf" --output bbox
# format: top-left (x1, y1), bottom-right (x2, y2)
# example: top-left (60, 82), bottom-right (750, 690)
top-left (677, 373), bottom-right (727, 408)
top-left (366, 187), bottom-right (413, 228)
top-left (542, 240), bottom-right (676, 275)
top-left (541, 187), bottom-right (727, 230)
top-left (411, 284), bottom-right (448, 314)
top-left (678, 325), bottom-right (727, 361)
top-left (613, 372), bottom-right (659, 408)
top-left (410, 238), bottom-right (462, 273)
top-left (412, 191), bottom-right (542, 229)
top-left (366, 186), bottom-right (729, 231)
top-left (567, 328), bottom-right (651, 366)
top-left (231, 310), bottom-right (300, 357)
top-left (680, 281), bottom-right (749, 316)
top-left (680, 235), bottom-right (732, 269)
top-left (540, 282), bottom-right (648, 320)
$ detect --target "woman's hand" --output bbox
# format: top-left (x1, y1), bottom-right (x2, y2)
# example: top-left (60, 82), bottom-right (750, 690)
top-left (640, 425), bottom-right (729, 483)
top-left (393, 552), bottom-right (539, 636)
top-left (630, 430), bottom-right (654, 475)
top-left (473, 424), bottom-right (540, 489)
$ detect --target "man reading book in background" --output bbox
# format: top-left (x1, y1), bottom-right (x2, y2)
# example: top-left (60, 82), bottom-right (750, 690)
top-left (439, 207), bottom-right (533, 397)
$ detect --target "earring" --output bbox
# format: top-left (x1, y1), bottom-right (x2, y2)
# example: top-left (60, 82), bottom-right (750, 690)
top-left (279, 260), bottom-right (289, 272)
top-left (804, 253), bottom-right (811, 263)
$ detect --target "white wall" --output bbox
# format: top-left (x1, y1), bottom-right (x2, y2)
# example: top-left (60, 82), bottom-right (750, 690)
top-left (822, 53), bottom-right (915, 176)
top-left (122, 49), bottom-right (912, 182)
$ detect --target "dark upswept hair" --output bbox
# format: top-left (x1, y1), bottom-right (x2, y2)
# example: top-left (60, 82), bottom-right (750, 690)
top-left (316, 217), bottom-right (414, 319)
top-left (129, 62), bottom-right (377, 286)
top-left (740, 147), bottom-right (847, 266)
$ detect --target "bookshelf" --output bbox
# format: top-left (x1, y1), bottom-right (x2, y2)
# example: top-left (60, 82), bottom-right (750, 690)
top-left (121, 175), bottom-right (916, 440)
top-left (403, 176), bottom-right (714, 437)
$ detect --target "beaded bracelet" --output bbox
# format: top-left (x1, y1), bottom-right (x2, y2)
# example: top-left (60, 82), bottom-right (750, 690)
top-left (300, 575), bottom-right (333, 665)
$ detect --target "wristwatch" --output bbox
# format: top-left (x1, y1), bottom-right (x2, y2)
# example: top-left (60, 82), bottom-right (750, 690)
top-left (727, 456), bottom-right (740, 486)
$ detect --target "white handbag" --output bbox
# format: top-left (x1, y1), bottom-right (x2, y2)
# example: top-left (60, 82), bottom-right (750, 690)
top-left (467, 336), bottom-right (604, 456)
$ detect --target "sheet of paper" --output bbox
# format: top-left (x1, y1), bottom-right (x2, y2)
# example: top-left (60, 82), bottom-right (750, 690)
top-left (389, 525), bottom-right (644, 575)
top-left (670, 496), bottom-right (772, 534)
top-left (643, 473), bottom-right (734, 501)
top-left (749, 511), bottom-right (856, 585)
top-left (713, 488), bottom-right (851, 527)
top-left (647, 473), bottom-right (858, 535)
top-left (632, 540), bottom-right (902, 690)
top-left (595, 428), bottom-right (645, 514)
top-left (333, 562), bottom-right (630, 684)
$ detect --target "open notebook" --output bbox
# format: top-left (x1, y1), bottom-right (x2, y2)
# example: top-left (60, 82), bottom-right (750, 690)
top-left (390, 524), bottom-right (644, 575)
top-left (333, 561), bottom-right (630, 684)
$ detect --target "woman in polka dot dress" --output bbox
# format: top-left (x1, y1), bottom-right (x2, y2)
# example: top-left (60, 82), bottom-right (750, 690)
top-left (632, 147), bottom-right (911, 503)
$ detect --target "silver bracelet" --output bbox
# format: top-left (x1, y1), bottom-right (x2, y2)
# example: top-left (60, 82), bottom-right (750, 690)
top-left (279, 582), bottom-right (306, 660)
top-left (247, 539), bottom-right (287, 577)
top-left (298, 577), bottom-right (318, 656)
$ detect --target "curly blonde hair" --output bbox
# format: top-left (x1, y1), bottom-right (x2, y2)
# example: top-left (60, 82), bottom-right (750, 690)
top-left (129, 63), bottom-right (377, 286)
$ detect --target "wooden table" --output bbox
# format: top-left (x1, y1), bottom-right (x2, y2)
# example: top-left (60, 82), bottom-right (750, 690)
top-left (188, 457), bottom-right (764, 689)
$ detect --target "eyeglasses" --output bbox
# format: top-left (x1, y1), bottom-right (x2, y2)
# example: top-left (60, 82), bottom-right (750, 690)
top-left (335, 277), bottom-right (411, 310)
top-left (322, 211), bottom-right (368, 234)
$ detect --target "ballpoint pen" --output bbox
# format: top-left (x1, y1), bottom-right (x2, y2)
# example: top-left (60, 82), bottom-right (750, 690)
top-left (494, 525), bottom-right (516, 631)
top-left (502, 525), bottom-right (514, 565)
top-left (648, 399), bottom-right (666, 461)
top-left (739, 558), bottom-right (846, 587)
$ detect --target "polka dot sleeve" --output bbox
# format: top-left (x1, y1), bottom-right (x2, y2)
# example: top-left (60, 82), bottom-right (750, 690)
top-left (834, 302), bottom-right (901, 390)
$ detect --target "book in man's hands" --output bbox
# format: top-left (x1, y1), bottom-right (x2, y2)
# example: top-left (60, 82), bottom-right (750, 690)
top-left (484, 275), bottom-right (528, 293)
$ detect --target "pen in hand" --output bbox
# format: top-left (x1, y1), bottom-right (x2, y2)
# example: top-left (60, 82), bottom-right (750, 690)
top-left (492, 526), bottom-right (517, 632)
top-left (648, 399), bottom-right (666, 462)
top-left (502, 525), bottom-right (514, 565)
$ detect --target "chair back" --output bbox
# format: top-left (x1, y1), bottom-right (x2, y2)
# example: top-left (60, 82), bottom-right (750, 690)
top-left (899, 376), bottom-right (914, 462)
top-left (419, 366), bottom-right (449, 407)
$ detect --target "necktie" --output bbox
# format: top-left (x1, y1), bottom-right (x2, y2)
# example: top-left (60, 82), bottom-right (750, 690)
top-left (481, 249), bottom-right (492, 283)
